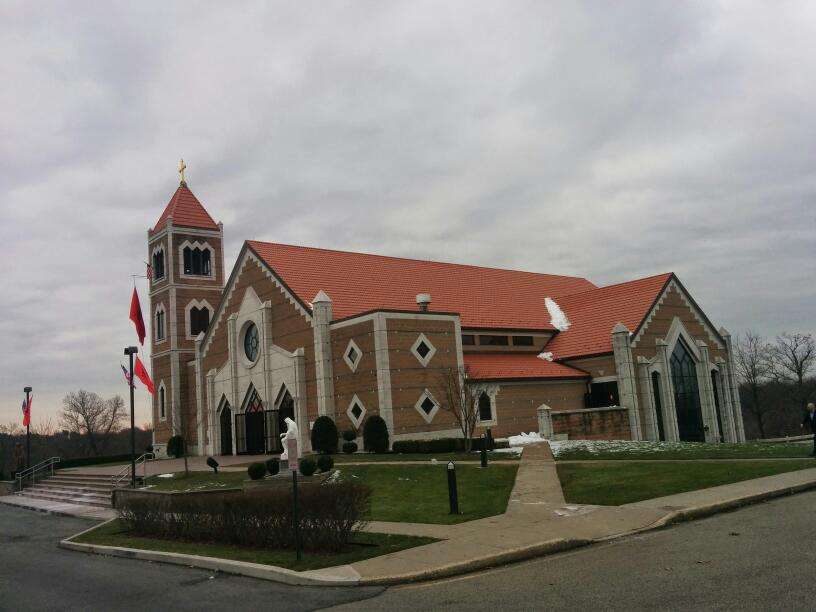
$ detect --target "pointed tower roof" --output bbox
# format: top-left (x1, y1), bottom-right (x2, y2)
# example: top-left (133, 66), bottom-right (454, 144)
top-left (153, 183), bottom-right (219, 232)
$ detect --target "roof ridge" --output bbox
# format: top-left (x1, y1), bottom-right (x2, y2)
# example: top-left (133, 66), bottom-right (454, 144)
top-left (246, 240), bottom-right (594, 284)
top-left (557, 271), bottom-right (673, 300)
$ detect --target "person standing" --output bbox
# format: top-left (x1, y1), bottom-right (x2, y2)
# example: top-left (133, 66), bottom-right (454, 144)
top-left (801, 403), bottom-right (816, 457)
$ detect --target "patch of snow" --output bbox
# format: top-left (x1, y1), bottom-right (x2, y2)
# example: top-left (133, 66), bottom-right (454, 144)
top-left (490, 447), bottom-right (522, 455)
top-left (537, 351), bottom-right (554, 361)
top-left (157, 473), bottom-right (175, 478)
top-left (326, 470), bottom-right (341, 483)
top-left (430, 458), bottom-right (438, 463)
top-left (545, 297), bottom-right (571, 331)
top-left (507, 432), bottom-right (546, 447)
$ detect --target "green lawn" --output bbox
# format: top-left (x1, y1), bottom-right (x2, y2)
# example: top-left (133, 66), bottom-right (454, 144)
top-left (553, 441), bottom-right (813, 461)
top-left (230, 451), bottom-right (519, 468)
top-left (144, 463), bottom-right (519, 524)
top-left (557, 459), bottom-right (816, 506)
top-left (72, 519), bottom-right (436, 572)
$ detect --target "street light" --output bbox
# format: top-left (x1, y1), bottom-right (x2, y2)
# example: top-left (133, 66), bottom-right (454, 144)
top-left (23, 386), bottom-right (32, 469)
top-left (124, 346), bottom-right (138, 488)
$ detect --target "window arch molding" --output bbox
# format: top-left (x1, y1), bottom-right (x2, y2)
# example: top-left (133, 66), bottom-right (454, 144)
top-left (178, 240), bottom-right (214, 279)
top-left (185, 299), bottom-right (214, 340)
top-left (151, 244), bottom-right (166, 282)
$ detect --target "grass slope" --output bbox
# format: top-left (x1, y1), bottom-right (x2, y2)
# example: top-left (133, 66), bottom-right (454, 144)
top-left (557, 459), bottom-right (816, 506)
top-left (145, 463), bottom-right (519, 524)
top-left (73, 519), bottom-right (436, 571)
top-left (553, 441), bottom-right (814, 461)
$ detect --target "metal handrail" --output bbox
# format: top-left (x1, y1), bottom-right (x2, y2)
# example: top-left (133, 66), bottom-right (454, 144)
top-left (16, 457), bottom-right (60, 492)
top-left (111, 453), bottom-right (155, 488)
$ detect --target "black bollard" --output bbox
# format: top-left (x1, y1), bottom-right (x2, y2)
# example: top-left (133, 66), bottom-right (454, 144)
top-left (480, 445), bottom-right (488, 468)
top-left (447, 461), bottom-right (460, 514)
top-left (292, 469), bottom-right (303, 561)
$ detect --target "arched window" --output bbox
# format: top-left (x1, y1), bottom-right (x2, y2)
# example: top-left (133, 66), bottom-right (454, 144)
top-left (155, 306), bottom-right (166, 342)
top-left (711, 370), bottom-right (725, 441)
top-left (152, 248), bottom-right (165, 280)
top-left (651, 371), bottom-right (665, 441)
top-left (670, 339), bottom-right (705, 442)
top-left (189, 305), bottom-right (210, 337)
top-left (478, 392), bottom-right (493, 422)
top-left (183, 246), bottom-right (211, 276)
top-left (158, 384), bottom-right (166, 420)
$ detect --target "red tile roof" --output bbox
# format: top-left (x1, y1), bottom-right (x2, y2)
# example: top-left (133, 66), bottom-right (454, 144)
top-left (247, 241), bottom-right (597, 330)
top-left (543, 273), bottom-right (673, 360)
top-left (464, 353), bottom-right (588, 380)
top-left (153, 184), bottom-right (219, 232)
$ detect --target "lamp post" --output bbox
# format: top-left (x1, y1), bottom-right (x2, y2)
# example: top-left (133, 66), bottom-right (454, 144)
top-left (23, 386), bottom-right (32, 469)
top-left (124, 346), bottom-right (138, 488)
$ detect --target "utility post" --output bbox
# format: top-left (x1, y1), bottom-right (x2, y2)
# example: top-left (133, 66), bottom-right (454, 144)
top-left (23, 386), bottom-right (32, 469)
top-left (124, 346), bottom-right (138, 488)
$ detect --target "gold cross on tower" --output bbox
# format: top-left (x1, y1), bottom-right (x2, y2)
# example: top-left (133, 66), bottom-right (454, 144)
top-left (178, 158), bottom-right (187, 185)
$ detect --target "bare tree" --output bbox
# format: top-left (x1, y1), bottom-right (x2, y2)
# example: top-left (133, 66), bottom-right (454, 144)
top-left (438, 366), bottom-right (480, 452)
top-left (59, 390), bottom-right (126, 456)
top-left (735, 332), bottom-right (774, 438)
top-left (771, 332), bottom-right (816, 414)
top-left (32, 417), bottom-right (56, 437)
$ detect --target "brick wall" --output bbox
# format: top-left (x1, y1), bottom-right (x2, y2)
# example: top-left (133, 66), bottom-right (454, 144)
top-left (552, 408), bottom-right (631, 439)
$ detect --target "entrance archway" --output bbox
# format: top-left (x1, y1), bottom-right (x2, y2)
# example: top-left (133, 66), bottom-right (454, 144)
top-left (670, 338), bottom-right (705, 442)
top-left (243, 387), bottom-right (265, 454)
top-left (219, 400), bottom-right (233, 455)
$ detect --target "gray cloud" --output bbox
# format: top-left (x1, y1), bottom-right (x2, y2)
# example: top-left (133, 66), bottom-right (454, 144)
top-left (1, 0), bottom-right (814, 425)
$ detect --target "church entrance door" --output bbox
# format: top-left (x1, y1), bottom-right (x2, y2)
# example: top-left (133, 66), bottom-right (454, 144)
top-left (220, 404), bottom-right (233, 455)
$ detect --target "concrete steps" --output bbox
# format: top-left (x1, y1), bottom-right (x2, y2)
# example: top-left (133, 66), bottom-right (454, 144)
top-left (16, 472), bottom-right (116, 508)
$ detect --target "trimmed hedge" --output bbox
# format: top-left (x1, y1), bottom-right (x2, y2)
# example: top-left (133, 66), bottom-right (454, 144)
top-left (117, 483), bottom-right (371, 552)
top-left (265, 458), bottom-right (280, 476)
top-left (58, 454), bottom-right (136, 469)
top-left (391, 437), bottom-right (510, 454)
top-left (363, 415), bottom-right (389, 453)
top-left (317, 455), bottom-right (334, 472)
top-left (247, 463), bottom-right (266, 480)
top-left (299, 457), bottom-right (317, 476)
top-left (342, 430), bottom-right (357, 442)
top-left (342, 441), bottom-right (358, 454)
top-left (311, 416), bottom-right (339, 454)
top-left (167, 435), bottom-right (185, 459)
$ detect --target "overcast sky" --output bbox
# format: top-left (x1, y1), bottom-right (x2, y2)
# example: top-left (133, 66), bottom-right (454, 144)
top-left (1, 1), bottom-right (814, 428)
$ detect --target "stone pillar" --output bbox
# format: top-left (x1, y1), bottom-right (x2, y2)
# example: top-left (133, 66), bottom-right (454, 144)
top-left (714, 358), bottom-right (738, 442)
top-left (611, 323), bottom-right (642, 441)
top-left (227, 313), bottom-right (240, 454)
top-left (292, 348), bottom-right (312, 453)
top-left (205, 369), bottom-right (216, 455)
top-left (637, 356), bottom-right (660, 441)
top-left (373, 313), bottom-right (394, 439)
top-left (537, 404), bottom-right (553, 439)
top-left (720, 327), bottom-right (746, 442)
top-left (194, 332), bottom-right (205, 455)
top-left (656, 339), bottom-right (680, 441)
top-left (696, 340), bottom-right (719, 443)
top-left (261, 300), bottom-right (274, 403)
top-left (312, 291), bottom-right (335, 418)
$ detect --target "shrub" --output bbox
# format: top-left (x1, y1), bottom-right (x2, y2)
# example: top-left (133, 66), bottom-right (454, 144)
top-left (363, 415), bottom-right (389, 453)
top-left (265, 458), bottom-right (280, 476)
top-left (342, 429), bottom-right (357, 442)
top-left (317, 455), bottom-right (334, 472)
top-left (117, 482), bottom-right (371, 552)
top-left (391, 437), bottom-right (509, 454)
top-left (342, 441), bottom-right (358, 454)
top-left (299, 457), bottom-right (317, 476)
top-left (311, 416), bottom-right (339, 454)
top-left (57, 453), bottom-right (136, 469)
top-left (247, 462), bottom-right (266, 480)
top-left (167, 436), bottom-right (185, 459)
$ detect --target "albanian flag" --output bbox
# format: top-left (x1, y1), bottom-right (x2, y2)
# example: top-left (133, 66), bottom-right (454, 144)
top-left (129, 287), bottom-right (145, 345)
top-left (22, 395), bottom-right (31, 427)
top-left (134, 356), bottom-right (155, 395)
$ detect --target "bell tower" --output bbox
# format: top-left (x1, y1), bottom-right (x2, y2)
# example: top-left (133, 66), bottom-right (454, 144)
top-left (147, 161), bottom-right (225, 453)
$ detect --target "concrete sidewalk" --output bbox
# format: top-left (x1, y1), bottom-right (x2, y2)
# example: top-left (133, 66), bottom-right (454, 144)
top-left (32, 441), bottom-right (816, 586)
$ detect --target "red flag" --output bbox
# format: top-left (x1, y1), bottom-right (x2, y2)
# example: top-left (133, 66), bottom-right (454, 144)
top-left (129, 287), bottom-right (146, 345)
top-left (22, 395), bottom-right (31, 427)
top-left (134, 356), bottom-right (155, 395)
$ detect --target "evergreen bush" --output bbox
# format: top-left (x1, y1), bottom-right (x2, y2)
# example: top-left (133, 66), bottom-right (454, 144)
top-left (316, 455), bottom-right (334, 472)
top-left (265, 458), bottom-right (280, 476)
top-left (342, 429), bottom-right (357, 442)
top-left (342, 441), bottom-right (358, 454)
top-left (363, 415), bottom-right (389, 453)
top-left (247, 462), bottom-right (266, 480)
top-left (299, 457), bottom-right (317, 476)
top-left (167, 435), bottom-right (185, 458)
top-left (311, 416), bottom-right (339, 454)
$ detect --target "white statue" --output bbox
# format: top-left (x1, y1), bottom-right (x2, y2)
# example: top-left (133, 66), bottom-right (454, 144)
top-left (279, 417), bottom-right (299, 461)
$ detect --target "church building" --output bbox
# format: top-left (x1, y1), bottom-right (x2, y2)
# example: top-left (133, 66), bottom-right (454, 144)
top-left (147, 173), bottom-right (746, 457)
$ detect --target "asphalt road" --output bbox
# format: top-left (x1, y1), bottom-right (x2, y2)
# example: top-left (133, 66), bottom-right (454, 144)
top-left (329, 490), bottom-right (816, 611)
top-left (2, 492), bottom-right (816, 611)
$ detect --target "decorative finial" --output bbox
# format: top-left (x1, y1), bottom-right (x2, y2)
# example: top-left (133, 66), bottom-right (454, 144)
top-left (178, 158), bottom-right (187, 185)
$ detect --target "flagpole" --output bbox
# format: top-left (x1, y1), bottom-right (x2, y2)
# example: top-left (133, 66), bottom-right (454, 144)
top-left (23, 386), bottom-right (32, 469)
top-left (124, 347), bottom-right (138, 487)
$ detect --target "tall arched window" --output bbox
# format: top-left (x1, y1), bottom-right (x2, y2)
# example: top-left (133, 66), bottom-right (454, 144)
top-left (152, 248), bottom-right (165, 280)
top-left (155, 306), bottom-right (166, 342)
top-left (711, 370), bottom-right (725, 441)
top-left (651, 371), bottom-right (665, 441)
top-left (189, 305), bottom-right (210, 336)
top-left (670, 339), bottom-right (705, 442)
top-left (159, 384), bottom-right (166, 420)
top-left (478, 392), bottom-right (493, 422)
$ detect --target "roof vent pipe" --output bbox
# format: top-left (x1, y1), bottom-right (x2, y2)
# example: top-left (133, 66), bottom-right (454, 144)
top-left (416, 293), bottom-right (432, 312)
